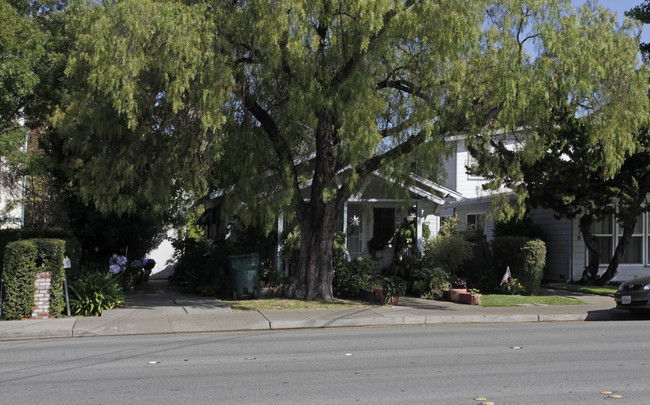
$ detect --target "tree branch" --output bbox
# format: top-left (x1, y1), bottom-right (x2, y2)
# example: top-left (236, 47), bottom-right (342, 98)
top-left (376, 79), bottom-right (431, 101)
top-left (330, 0), bottom-right (417, 88)
top-left (238, 81), bottom-right (305, 213)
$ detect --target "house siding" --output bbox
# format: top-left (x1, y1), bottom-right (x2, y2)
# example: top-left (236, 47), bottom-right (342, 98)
top-left (569, 206), bottom-right (650, 282)
top-left (530, 209), bottom-right (571, 282)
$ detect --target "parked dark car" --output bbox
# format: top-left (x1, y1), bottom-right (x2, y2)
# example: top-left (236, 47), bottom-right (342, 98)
top-left (615, 275), bottom-right (650, 311)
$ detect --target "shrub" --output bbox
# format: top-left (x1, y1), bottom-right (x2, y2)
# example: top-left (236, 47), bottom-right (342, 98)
top-left (259, 259), bottom-right (285, 294)
top-left (0, 228), bottom-right (80, 278)
top-left (422, 267), bottom-right (453, 300)
top-left (492, 237), bottom-right (546, 295)
top-left (424, 233), bottom-right (474, 274)
top-left (69, 271), bottom-right (126, 316)
top-left (499, 277), bottom-right (526, 295)
top-left (1, 239), bottom-right (66, 320)
top-left (333, 257), bottom-right (375, 299)
top-left (381, 276), bottom-right (407, 298)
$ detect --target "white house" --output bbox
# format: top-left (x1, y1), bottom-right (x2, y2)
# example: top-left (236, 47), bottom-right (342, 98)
top-left (439, 136), bottom-right (649, 283)
top-left (200, 136), bottom-right (648, 283)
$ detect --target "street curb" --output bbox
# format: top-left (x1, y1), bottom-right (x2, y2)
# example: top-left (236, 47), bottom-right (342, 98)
top-left (0, 318), bottom-right (75, 340)
top-left (0, 308), bottom-right (627, 341)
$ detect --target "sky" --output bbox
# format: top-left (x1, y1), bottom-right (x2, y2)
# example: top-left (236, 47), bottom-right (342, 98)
top-left (574, 0), bottom-right (650, 44)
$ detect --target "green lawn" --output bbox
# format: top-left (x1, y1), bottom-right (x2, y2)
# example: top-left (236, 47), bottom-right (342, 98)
top-left (223, 298), bottom-right (375, 311)
top-left (481, 294), bottom-right (589, 307)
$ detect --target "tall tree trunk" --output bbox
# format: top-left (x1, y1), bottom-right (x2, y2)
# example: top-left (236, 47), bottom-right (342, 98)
top-left (285, 200), bottom-right (339, 300)
top-left (578, 213), bottom-right (600, 284)
top-left (284, 108), bottom-right (348, 300)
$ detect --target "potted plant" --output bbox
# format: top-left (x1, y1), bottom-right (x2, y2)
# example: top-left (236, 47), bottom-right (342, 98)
top-left (382, 276), bottom-right (407, 305)
top-left (449, 278), bottom-right (467, 302)
top-left (459, 288), bottom-right (482, 305)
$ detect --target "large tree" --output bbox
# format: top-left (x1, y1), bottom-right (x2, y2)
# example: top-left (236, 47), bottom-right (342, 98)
top-left (55, 0), bottom-right (647, 299)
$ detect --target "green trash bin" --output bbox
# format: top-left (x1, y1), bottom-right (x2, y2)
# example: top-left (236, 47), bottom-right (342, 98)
top-left (228, 253), bottom-right (260, 300)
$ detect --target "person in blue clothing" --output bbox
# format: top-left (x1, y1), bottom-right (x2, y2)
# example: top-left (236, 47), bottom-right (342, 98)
top-left (143, 259), bottom-right (156, 281)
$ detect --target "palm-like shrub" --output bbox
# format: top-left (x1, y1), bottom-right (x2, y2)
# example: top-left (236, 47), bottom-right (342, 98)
top-left (69, 272), bottom-right (126, 316)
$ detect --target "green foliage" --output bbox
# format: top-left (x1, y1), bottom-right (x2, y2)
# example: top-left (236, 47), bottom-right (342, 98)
top-left (0, 227), bottom-right (80, 278)
top-left (424, 233), bottom-right (474, 274)
top-left (493, 216), bottom-right (547, 240)
top-left (0, 0), bottom-right (45, 136)
top-left (333, 257), bottom-right (375, 299)
top-left (1, 238), bottom-right (66, 319)
top-left (1, 241), bottom-right (38, 319)
top-left (626, 1), bottom-right (650, 61)
top-left (68, 271), bottom-right (126, 316)
top-left (492, 237), bottom-right (546, 295)
top-left (259, 259), bottom-right (285, 296)
top-left (395, 209), bottom-right (430, 253)
top-left (56, 0), bottom-right (647, 299)
top-left (498, 278), bottom-right (526, 295)
top-left (381, 276), bottom-right (407, 298)
top-left (421, 267), bottom-right (453, 300)
top-left (68, 203), bottom-right (164, 269)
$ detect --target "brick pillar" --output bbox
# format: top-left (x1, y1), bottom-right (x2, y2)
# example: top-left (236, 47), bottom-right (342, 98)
top-left (31, 272), bottom-right (51, 319)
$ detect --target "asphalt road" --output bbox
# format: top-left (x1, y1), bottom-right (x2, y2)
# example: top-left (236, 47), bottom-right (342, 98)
top-left (1, 321), bottom-right (648, 404)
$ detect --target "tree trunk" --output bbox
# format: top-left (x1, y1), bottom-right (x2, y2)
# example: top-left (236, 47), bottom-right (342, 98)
top-left (595, 175), bottom-right (650, 285)
top-left (578, 213), bottom-right (600, 284)
top-left (284, 108), bottom-right (347, 301)
top-left (595, 216), bottom-right (634, 285)
top-left (285, 200), bottom-right (339, 300)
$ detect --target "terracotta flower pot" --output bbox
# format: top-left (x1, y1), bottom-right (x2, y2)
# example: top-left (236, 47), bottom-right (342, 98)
top-left (459, 291), bottom-right (473, 304)
top-left (449, 288), bottom-right (467, 302)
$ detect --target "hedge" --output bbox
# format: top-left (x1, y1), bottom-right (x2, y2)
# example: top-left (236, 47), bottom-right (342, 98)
top-left (0, 228), bottom-right (80, 278)
top-left (492, 236), bottom-right (546, 295)
top-left (1, 239), bottom-right (67, 320)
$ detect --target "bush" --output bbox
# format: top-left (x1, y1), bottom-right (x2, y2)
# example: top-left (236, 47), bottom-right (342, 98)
top-left (499, 277), bottom-right (526, 295)
top-left (0, 228), bottom-right (80, 278)
top-left (381, 276), bottom-right (407, 298)
top-left (1, 239), bottom-right (66, 320)
top-left (424, 233), bottom-right (474, 274)
top-left (421, 267), bottom-right (453, 300)
top-left (492, 237), bottom-right (546, 295)
top-left (333, 257), bottom-right (375, 299)
top-left (69, 271), bottom-right (126, 316)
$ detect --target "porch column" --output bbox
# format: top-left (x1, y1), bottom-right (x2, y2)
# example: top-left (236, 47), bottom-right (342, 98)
top-left (416, 200), bottom-right (423, 254)
top-left (276, 212), bottom-right (284, 274)
top-left (343, 201), bottom-right (348, 248)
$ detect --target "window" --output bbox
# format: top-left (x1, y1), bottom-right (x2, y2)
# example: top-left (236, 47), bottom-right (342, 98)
top-left (619, 214), bottom-right (643, 264)
top-left (467, 213), bottom-right (486, 233)
top-left (592, 212), bottom-right (648, 266)
top-left (592, 214), bottom-right (613, 265)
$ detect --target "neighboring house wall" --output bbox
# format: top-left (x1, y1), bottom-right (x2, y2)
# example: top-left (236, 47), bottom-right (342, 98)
top-left (530, 209), bottom-right (572, 282)
top-left (570, 203), bottom-right (650, 282)
top-left (0, 187), bottom-right (23, 229)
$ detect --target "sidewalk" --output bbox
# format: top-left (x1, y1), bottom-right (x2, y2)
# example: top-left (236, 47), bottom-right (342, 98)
top-left (0, 280), bottom-right (633, 341)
